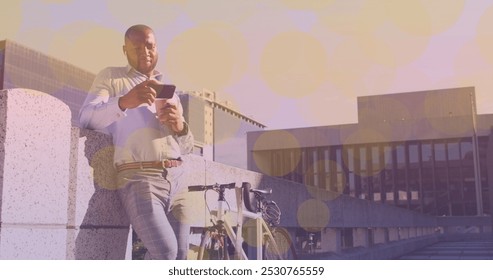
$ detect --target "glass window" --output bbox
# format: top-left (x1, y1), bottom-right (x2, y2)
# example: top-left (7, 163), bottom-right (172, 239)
top-left (324, 149), bottom-right (330, 173)
top-left (395, 144), bottom-right (407, 206)
top-left (461, 139), bottom-right (473, 166)
top-left (434, 142), bottom-right (446, 167)
top-left (396, 144), bottom-right (405, 167)
top-left (322, 148), bottom-right (331, 190)
top-left (336, 148), bottom-right (342, 172)
top-left (334, 148), bottom-right (344, 193)
top-left (359, 147), bottom-right (367, 174)
top-left (383, 145), bottom-right (393, 202)
top-left (422, 143), bottom-right (432, 166)
top-left (447, 141), bottom-right (460, 162)
top-left (371, 145), bottom-right (382, 201)
top-left (312, 149), bottom-right (319, 187)
top-left (347, 147), bottom-right (355, 197)
top-left (408, 143), bottom-right (419, 165)
top-left (359, 147), bottom-right (369, 200)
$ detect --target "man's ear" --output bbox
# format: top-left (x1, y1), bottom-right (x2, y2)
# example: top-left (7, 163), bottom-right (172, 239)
top-left (122, 45), bottom-right (127, 55)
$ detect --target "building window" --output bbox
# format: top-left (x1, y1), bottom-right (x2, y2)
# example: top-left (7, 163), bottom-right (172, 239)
top-left (358, 146), bottom-right (369, 200)
top-left (346, 147), bottom-right (356, 197)
top-left (395, 144), bottom-right (407, 207)
top-left (408, 143), bottom-right (421, 211)
top-left (371, 145), bottom-right (382, 202)
top-left (334, 147), bottom-right (344, 193)
top-left (383, 145), bottom-right (393, 203)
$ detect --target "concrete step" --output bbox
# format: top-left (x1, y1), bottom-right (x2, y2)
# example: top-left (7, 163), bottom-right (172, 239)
top-left (397, 238), bottom-right (493, 260)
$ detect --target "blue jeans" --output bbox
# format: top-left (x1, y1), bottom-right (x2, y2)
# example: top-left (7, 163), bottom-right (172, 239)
top-left (117, 167), bottom-right (190, 260)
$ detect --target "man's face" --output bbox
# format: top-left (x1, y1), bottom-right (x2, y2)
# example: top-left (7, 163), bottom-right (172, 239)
top-left (123, 29), bottom-right (158, 76)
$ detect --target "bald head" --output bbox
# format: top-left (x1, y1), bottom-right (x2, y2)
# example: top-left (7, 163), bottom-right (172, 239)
top-left (125, 24), bottom-right (154, 41)
top-left (123, 24), bottom-right (159, 77)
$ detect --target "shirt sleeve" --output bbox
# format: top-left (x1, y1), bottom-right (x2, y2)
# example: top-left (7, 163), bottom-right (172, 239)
top-left (79, 68), bottom-right (127, 131)
top-left (173, 94), bottom-right (195, 155)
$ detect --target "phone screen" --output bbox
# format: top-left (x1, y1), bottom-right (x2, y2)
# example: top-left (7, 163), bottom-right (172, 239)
top-left (150, 84), bottom-right (176, 99)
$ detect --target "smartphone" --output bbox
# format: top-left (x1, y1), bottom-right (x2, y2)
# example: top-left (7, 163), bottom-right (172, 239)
top-left (150, 83), bottom-right (176, 99)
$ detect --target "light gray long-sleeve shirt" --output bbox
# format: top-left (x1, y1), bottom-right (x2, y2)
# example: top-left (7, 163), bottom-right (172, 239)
top-left (79, 65), bottom-right (194, 166)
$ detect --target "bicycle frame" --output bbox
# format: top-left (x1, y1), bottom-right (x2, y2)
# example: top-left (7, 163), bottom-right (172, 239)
top-left (189, 183), bottom-right (287, 260)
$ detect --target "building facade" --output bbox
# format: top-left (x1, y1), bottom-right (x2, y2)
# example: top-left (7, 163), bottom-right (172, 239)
top-left (179, 89), bottom-right (265, 169)
top-left (0, 40), bottom-right (95, 127)
top-left (247, 87), bottom-right (493, 217)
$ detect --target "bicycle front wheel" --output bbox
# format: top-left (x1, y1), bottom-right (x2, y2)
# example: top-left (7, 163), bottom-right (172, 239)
top-left (198, 229), bottom-right (230, 260)
top-left (264, 227), bottom-right (298, 260)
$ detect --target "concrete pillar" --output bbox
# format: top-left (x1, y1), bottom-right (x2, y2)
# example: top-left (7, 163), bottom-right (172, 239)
top-left (321, 228), bottom-right (341, 253)
top-left (373, 228), bottom-right (388, 245)
top-left (0, 89), bottom-right (72, 259)
top-left (409, 227), bottom-right (417, 238)
top-left (400, 228), bottom-right (410, 239)
top-left (426, 227), bottom-right (433, 235)
top-left (0, 89), bottom-right (132, 259)
top-left (388, 228), bottom-right (399, 241)
top-left (353, 228), bottom-right (370, 248)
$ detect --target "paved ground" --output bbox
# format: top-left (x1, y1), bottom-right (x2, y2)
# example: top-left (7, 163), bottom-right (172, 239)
top-left (396, 237), bottom-right (493, 260)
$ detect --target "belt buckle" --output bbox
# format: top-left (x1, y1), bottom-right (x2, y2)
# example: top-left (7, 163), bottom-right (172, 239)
top-left (161, 160), bottom-right (169, 169)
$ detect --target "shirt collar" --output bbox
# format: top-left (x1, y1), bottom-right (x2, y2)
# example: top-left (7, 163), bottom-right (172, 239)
top-left (126, 65), bottom-right (164, 81)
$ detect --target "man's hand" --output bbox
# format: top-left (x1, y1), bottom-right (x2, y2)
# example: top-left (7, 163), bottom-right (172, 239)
top-left (118, 80), bottom-right (159, 110)
top-left (156, 101), bottom-right (184, 134)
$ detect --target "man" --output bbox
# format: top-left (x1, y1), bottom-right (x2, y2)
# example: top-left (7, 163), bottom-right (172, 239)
top-left (79, 24), bottom-right (194, 260)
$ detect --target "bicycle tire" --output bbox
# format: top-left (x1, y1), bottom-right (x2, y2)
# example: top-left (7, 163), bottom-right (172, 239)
top-left (198, 229), bottom-right (231, 260)
top-left (264, 227), bottom-right (298, 260)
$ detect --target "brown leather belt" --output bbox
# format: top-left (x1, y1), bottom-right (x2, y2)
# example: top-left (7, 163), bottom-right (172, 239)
top-left (116, 159), bottom-right (182, 172)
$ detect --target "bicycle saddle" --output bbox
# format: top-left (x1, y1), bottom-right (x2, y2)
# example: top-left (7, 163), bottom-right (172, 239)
top-left (242, 182), bottom-right (272, 213)
top-left (251, 188), bottom-right (272, 195)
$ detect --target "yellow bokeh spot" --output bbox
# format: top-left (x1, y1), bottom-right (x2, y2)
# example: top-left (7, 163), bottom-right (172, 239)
top-left (181, 1), bottom-right (258, 25)
top-left (342, 127), bottom-right (389, 147)
top-left (350, 0), bottom-right (463, 37)
top-left (354, 23), bottom-right (430, 68)
top-left (260, 31), bottom-right (329, 98)
top-left (165, 22), bottom-right (248, 91)
top-left (280, 0), bottom-right (335, 10)
top-left (378, 1), bottom-right (432, 36)
top-left (297, 199), bottom-right (330, 232)
top-left (1, 2), bottom-right (22, 39)
top-left (341, 128), bottom-right (390, 176)
top-left (419, 0), bottom-right (464, 35)
top-left (50, 24), bottom-right (122, 75)
top-left (476, 5), bottom-right (493, 65)
top-left (320, 1), bottom-right (367, 35)
top-left (241, 222), bottom-right (294, 255)
top-left (106, 0), bottom-right (180, 28)
top-left (90, 146), bottom-right (117, 190)
top-left (252, 130), bottom-right (300, 177)
top-left (326, 39), bottom-right (372, 97)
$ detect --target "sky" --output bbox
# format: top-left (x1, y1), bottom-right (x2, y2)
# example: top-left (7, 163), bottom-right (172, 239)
top-left (3, 0), bottom-right (493, 130)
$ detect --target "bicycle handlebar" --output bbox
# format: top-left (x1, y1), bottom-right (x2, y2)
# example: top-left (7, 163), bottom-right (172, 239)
top-left (188, 182), bottom-right (236, 192)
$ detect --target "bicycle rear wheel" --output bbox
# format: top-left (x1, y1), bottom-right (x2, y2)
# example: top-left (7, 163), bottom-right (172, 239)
top-left (264, 227), bottom-right (298, 260)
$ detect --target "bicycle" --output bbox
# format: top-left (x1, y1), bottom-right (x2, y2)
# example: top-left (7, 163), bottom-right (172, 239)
top-left (242, 182), bottom-right (298, 260)
top-left (188, 182), bottom-right (297, 260)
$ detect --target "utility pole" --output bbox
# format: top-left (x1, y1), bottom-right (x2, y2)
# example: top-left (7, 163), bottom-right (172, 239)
top-left (470, 92), bottom-right (483, 216)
